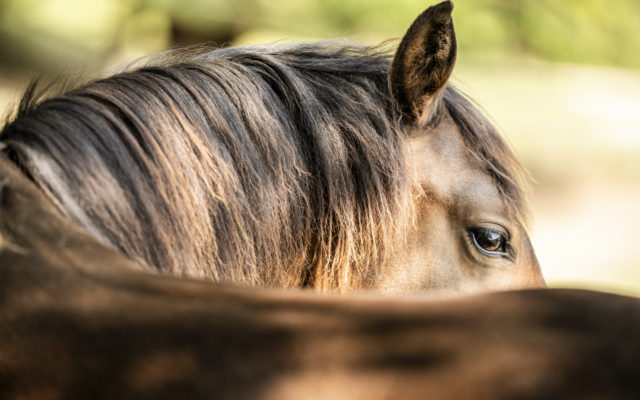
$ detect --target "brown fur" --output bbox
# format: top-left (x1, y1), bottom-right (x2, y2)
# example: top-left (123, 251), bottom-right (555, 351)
top-left (1, 45), bottom-right (415, 291)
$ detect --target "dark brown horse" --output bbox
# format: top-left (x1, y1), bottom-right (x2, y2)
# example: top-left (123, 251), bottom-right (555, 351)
top-left (0, 2), bottom-right (542, 294)
top-left (0, 2), bottom-right (637, 398)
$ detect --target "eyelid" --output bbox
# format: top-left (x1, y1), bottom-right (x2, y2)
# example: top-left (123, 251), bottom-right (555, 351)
top-left (472, 224), bottom-right (510, 240)
top-left (467, 219), bottom-right (513, 241)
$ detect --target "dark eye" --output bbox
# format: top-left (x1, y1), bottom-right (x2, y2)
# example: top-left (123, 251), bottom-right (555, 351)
top-left (468, 227), bottom-right (509, 257)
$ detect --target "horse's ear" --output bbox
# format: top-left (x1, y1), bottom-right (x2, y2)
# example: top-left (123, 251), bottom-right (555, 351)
top-left (389, 1), bottom-right (457, 126)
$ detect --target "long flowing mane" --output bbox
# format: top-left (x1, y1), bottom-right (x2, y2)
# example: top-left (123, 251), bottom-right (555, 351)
top-left (0, 42), bottom-right (526, 290)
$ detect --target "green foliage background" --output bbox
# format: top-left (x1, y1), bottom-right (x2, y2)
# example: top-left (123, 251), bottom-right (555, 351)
top-left (1, 0), bottom-right (639, 72)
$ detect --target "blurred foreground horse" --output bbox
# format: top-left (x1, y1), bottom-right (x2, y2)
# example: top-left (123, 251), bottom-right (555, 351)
top-left (0, 2), bottom-right (637, 398)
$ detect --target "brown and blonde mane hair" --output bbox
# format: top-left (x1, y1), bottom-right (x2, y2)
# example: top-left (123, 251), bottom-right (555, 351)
top-left (0, 42), bottom-right (527, 290)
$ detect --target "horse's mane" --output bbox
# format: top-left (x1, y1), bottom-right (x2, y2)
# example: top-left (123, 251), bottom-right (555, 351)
top-left (0, 42), bottom-right (527, 290)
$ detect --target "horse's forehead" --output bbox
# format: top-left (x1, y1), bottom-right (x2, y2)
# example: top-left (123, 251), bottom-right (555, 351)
top-left (409, 113), bottom-right (507, 216)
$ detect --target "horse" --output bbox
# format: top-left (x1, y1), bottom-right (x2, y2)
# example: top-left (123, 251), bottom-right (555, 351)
top-left (0, 149), bottom-right (637, 399)
top-left (0, 2), bottom-right (638, 399)
top-left (0, 1), bottom-right (543, 294)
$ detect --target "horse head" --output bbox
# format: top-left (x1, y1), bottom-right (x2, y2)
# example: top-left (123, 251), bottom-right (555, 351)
top-left (380, 1), bottom-right (545, 294)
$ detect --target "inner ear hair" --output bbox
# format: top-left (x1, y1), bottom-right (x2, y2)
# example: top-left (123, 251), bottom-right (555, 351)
top-left (389, 1), bottom-right (457, 126)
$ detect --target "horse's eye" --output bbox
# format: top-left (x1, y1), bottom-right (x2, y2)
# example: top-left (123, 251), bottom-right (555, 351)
top-left (468, 227), bottom-right (508, 256)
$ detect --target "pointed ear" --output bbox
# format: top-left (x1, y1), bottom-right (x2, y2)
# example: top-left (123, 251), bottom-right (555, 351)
top-left (389, 1), bottom-right (457, 126)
